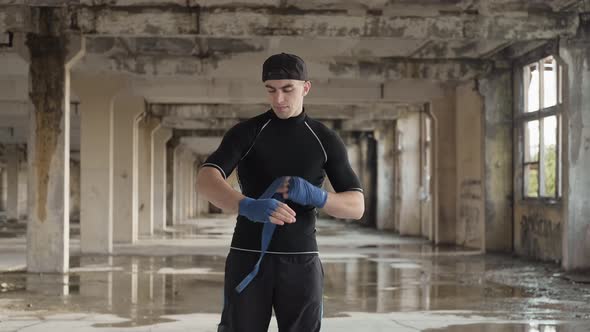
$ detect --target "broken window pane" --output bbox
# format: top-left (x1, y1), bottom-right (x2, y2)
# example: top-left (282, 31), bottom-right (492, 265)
top-left (525, 120), bottom-right (539, 162)
top-left (526, 63), bottom-right (540, 112)
top-left (543, 57), bottom-right (557, 108)
top-left (542, 116), bottom-right (557, 197)
top-left (525, 164), bottom-right (539, 198)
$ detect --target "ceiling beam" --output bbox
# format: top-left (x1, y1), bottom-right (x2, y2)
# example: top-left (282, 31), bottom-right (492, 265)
top-left (84, 35), bottom-right (516, 60)
top-left (77, 52), bottom-right (493, 81)
top-left (69, 6), bottom-right (578, 40)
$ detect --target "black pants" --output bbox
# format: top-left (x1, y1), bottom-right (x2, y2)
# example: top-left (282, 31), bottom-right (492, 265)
top-left (218, 249), bottom-right (324, 332)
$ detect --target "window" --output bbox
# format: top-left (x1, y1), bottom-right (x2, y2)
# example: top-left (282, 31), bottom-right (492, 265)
top-left (520, 56), bottom-right (562, 199)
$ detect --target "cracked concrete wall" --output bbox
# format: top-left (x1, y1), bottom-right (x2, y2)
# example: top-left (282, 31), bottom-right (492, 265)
top-left (560, 19), bottom-right (590, 270)
top-left (456, 81), bottom-right (484, 250)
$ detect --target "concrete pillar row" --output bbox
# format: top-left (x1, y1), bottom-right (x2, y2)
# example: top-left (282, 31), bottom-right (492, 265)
top-left (16, 7), bottom-right (85, 273)
top-left (152, 126), bottom-right (172, 231)
top-left (6, 145), bottom-right (20, 222)
top-left (138, 116), bottom-right (160, 236)
top-left (112, 93), bottom-right (145, 244)
top-left (72, 73), bottom-right (128, 254)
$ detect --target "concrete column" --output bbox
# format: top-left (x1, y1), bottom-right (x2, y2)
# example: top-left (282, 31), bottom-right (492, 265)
top-left (113, 93), bottom-right (144, 244)
top-left (560, 33), bottom-right (590, 270)
top-left (69, 159), bottom-right (81, 223)
top-left (0, 167), bottom-right (5, 212)
top-left (195, 155), bottom-right (208, 217)
top-left (73, 73), bottom-right (126, 254)
top-left (357, 133), bottom-right (377, 227)
top-left (479, 71), bottom-right (512, 252)
top-left (398, 113), bottom-right (422, 236)
top-left (165, 137), bottom-right (179, 226)
top-left (172, 145), bottom-right (182, 224)
top-left (6, 145), bottom-right (19, 222)
top-left (431, 85), bottom-right (458, 245)
top-left (188, 157), bottom-right (196, 218)
top-left (138, 116), bottom-right (160, 236)
top-left (181, 153), bottom-right (189, 221)
top-left (375, 123), bottom-right (396, 231)
top-left (455, 81), bottom-right (485, 250)
top-left (20, 7), bottom-right (84, 273)
top-left (152, 127), bottom-right (172, 231)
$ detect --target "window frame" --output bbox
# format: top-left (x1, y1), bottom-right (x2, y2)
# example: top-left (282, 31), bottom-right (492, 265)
top-left (517, 55), bottom-right (563, 202)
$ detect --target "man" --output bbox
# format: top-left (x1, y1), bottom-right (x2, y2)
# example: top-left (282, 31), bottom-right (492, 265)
top-left (196, 52), bottom-right (365, 332)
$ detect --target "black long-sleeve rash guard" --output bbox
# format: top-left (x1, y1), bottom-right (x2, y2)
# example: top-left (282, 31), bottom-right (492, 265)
top-left (202, 109), bottom-right (363, 253)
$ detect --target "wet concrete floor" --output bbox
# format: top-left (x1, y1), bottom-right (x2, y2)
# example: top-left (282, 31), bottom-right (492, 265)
top-left (1, 216), bottom-right (590, 331)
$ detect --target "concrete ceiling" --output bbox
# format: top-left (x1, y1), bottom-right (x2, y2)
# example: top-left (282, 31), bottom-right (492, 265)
top-left (0, 0), bottom-right (586, 150)
top-left (1, 0), bottom-right (584, 76)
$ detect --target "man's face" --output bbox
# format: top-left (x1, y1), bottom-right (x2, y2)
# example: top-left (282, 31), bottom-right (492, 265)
top-left (264, 79), bottom-right (311, 119)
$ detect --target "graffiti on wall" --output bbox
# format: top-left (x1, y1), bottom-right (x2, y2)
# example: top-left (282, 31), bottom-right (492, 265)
top-left (520, 212), bottom-right (562, 261)
top-left (459, 179), bottom-right (483, 247)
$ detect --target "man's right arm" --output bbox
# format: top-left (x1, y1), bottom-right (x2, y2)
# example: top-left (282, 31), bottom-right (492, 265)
top-left (196, 167), bottom-right (245, 213)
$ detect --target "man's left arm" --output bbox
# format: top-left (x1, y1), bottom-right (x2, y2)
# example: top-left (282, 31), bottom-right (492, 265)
top-left (323, 190), bottom-right (364, 220)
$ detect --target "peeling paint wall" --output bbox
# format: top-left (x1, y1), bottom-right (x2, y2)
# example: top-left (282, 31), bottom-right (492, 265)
top-left (479, 70), bottom-right (513, 252)
top-left (455, 81), bottom-right (484, 249)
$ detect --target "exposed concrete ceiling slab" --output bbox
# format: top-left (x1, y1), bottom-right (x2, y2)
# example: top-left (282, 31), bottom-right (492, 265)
top-left (70, 7), bottom-right (578, 40)
top-left (76, 52), bottom-right (493, 80)
top-left (85, 36), bottom-right (429, 58)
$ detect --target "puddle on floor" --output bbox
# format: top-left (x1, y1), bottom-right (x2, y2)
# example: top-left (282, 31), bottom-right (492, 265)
top-left (424, 322), bottom-right (585, 331)
top-left (1, 219), bottom-right (590, 328)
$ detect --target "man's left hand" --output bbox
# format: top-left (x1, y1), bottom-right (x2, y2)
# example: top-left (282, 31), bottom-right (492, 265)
top-left (277, 176), bottom-right (328, 208)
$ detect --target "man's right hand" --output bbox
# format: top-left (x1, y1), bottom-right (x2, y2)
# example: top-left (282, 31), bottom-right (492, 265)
top-left (238, 197), bottom-right (297, 225)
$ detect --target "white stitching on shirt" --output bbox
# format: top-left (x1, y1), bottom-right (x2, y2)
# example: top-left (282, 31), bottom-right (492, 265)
top-left (231, 246), bottom-right (319, 255)
top-left (201, 163), bottom-right (227, 179)
top-left (304, 121), bottom-right (327, 164)
top-left (347, 188), bottom-right (364, 192)
top-left (240, 119), bottom-right (272, 161)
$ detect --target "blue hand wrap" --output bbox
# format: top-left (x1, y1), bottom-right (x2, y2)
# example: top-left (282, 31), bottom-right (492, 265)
top-left (288, 176), bottom-right (328, 208)
top-left (238, 197), bottom-right (280, 223)
top-left (235, 177), bottom-right (286, 293)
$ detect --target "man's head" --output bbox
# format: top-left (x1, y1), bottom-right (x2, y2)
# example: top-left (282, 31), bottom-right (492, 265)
top-left (262, 53), bottom-right (311, 119)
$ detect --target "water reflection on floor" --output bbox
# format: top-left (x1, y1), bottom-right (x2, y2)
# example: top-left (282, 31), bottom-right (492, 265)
top-left (1, 218), bottom-right (590, 331)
